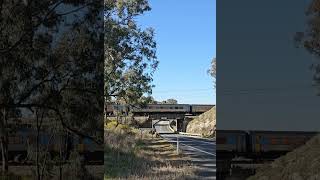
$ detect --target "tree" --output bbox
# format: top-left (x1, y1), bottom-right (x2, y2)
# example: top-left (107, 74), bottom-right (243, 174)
top-left (139, 96), bottom-right (158, 104)
top-left (295, 0), bottom-right (320, 90)
top-left (209, 58), bottom-right (216, 88)
top-left (161, 99), bottom-right (178, 104)
top-left (0, 1), bottom-right (104, 177)
top-left (105, 0), bottom-right (158, 107)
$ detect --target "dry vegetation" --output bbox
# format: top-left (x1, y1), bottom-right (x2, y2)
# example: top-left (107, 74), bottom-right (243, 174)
top-left (104, 120), bottom-right (197, 180)
top-left (0, 140), bottom-right (103, 180)
top-left (186, 107), bottom-right (216, 137)
top-left (248, 134), bottom-right (320, 180)
top-left (0, 164), bottom-right (103, 180)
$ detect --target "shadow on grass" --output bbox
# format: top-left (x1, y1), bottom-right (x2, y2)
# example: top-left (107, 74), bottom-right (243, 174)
top-left (105, 138), bottom-right (195, 179)
top-left (104, 144), bottom-right (149, 179)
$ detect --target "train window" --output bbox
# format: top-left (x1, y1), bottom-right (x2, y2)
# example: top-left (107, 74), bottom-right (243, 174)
top-left (283, 137), bottom-right (289, 145)
top-left (227, 136), bottom-right (237, 144)
top-left (175, 107), bottom-right (179, 109)
top-left (9, 136), bottom-right (23, 144)
top-left (26, 135), bottom-right (36, 143)
top-left (216, 137), bottom-right (226, 144)
top-left (271, 138), bottom-right (278, 145)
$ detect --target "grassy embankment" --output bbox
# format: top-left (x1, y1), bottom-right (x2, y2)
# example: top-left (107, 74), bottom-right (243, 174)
top-left (104, 119), bottom-right (196, 180)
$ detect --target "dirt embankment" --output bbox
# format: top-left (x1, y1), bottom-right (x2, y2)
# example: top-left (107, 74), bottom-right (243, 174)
top-left (186, 107), bottom-right (216, 137)
top-left (248, 134), bottom-right (320, 180)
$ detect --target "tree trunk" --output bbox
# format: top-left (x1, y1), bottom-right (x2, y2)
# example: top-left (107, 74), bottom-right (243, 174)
top-left (36, 112), bottom-right (40, 180)
top-left (1, 108), bottom-right (8, 175)
top-left (0, 137), bottom-right (8, 174)
top-left (59, 133), bottom-right (62, 180)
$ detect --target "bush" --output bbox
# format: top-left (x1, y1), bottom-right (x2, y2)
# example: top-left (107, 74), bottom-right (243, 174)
top-left (105, 120), bottom-right (118, 130)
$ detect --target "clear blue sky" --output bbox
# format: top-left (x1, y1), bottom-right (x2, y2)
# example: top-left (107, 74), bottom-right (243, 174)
top-left (138, 0), bottom-right (216, 104)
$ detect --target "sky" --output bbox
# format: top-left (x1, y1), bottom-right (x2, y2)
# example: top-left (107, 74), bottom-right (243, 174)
top-left (138, 0), bottom-right (216, 105)
top-left (218, 0), bottom-right (320, 131)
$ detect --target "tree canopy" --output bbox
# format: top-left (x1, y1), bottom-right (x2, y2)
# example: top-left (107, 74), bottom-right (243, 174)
top-left (105, 0), bottom-right (158, 106)
top-left (160, 99), bottom-right (178, 104)
top-left (0, 1), bottom-right (104, 174)
top-left (296, 0), bottom-right (320, 88)
top-left (209, 58), bottom-right (216, 88)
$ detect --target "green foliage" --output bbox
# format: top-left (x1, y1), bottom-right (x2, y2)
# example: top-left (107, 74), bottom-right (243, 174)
top-left (0, 0), bottom-right (104, 176)
top-left (105, 120), bottom-right (135, 136)
top-left (159, 98), bottom-right (178, 104)
top-left (105, 0), bottom-right (158, 105)
top-left (134, 139), bottom-right (146, 149)
top-left (0, 0), bottom-right (104, 135)
top-left (105, 120), bottom-right (118, 129)
top-left (116, 123), bottom-right (132, 133)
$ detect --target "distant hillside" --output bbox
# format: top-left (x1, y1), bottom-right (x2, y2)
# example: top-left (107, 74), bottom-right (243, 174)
top-left (186, 107), bottom-right (216, 137)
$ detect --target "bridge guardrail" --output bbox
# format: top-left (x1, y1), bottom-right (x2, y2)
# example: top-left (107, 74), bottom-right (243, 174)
top-left (178, 132), bottom-right (202, 137)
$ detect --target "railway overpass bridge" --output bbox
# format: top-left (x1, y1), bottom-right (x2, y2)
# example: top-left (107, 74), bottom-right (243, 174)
top-left (106, 104), bottom-right (214, 132)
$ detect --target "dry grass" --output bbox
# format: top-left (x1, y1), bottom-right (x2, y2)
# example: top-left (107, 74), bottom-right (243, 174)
top-left (0, 165), bottom-right (104, 180)
top-left (186, 107), bottom-right (216, 137)
top-left (104, 120), bottom-right (197, 180)
top-left (247, 134), bottom-right (320, 180)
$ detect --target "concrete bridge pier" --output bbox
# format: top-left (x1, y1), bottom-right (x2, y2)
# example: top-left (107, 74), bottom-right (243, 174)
top-left (181, 116), bottom-right (197, 132)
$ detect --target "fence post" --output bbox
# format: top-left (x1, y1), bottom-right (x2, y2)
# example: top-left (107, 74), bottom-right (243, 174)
top-left (176, 136), bottom-right (179, 154)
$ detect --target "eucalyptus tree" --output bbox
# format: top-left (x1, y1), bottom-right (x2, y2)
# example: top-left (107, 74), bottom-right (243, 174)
top-left (295, 0), bottom-right (320, 91)
top-left (0, 0), bottom-right (104, 177)
top-left (105, 0), bottom-right (158, 107)
top-left (209, 58), bottom-right (216, 88)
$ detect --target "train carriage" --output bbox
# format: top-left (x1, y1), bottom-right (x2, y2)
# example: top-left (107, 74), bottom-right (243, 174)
top-left (190, 104), bottom-right (214, 114)
top-left (106, 104), bottom-right (215, 115)
top-left (216, 130), bottom-right (247, 155)
top-left (4, 126), bottom-right (103, 164)
top-left (217, 130), bottom-right (319, 178)
top-left (217, 130), bottom-right (318, 156)
top-left (249, 131), bottom-right (318, 155)
top-left (132, 104), bottom-right (191, 113)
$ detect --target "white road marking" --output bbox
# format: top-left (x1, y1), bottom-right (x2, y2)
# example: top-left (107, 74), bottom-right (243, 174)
top-left (180, 139), bottom-right (216, 145)
top-left (180, 143), bottom-right (216, 156)
top-left (165, 135), bottom-right (215, 145)
top-left (162, 136), bottom-right (216, 156)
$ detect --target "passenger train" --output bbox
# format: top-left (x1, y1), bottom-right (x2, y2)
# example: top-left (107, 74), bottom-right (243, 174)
top-left (3, 124), bottom-right (103, 165)
top-left (217, 130), bottom-right (319, 178)
top-left (106, 104), bottom-right (214, 116)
